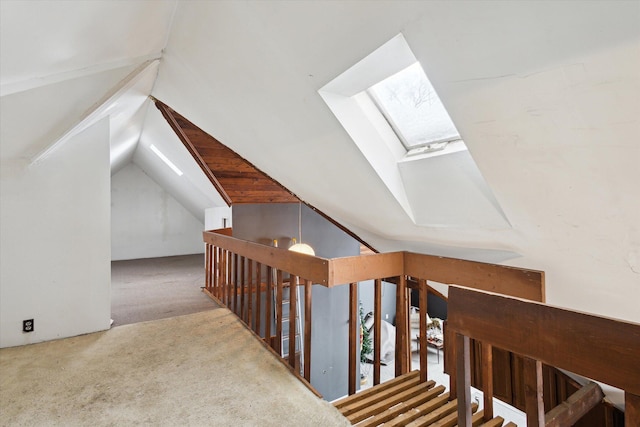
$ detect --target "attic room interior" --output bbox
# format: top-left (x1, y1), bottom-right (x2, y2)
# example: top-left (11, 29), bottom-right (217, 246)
top-left (1, 1), bottom-right (639, 426)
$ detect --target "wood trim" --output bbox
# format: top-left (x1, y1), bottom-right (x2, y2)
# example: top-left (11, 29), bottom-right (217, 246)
top-left (544, 382), bottom-right (604, 427)
top-left (404, 252), bottom-right (545, 302)
top-left (447, 286), bottom-right (640, 394)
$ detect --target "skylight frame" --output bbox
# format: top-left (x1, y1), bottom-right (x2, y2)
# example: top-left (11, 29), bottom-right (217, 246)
top-left (366, 62), bottom-right (462, 154)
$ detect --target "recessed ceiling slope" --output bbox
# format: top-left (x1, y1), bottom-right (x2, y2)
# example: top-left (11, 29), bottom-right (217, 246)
top-left (153, 99), bottom-right (300, 205)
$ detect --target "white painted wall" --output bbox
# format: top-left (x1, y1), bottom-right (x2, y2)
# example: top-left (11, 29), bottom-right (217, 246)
top-left (204, 206), bottom-right (232, 231)
top-left (111, 162), bottom-right (205, 261)
top-left (0, 118), bottom-right (111, 348)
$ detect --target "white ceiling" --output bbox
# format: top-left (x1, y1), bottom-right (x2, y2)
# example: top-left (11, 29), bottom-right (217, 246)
top-left (1, 1), bottom-right (639, 328)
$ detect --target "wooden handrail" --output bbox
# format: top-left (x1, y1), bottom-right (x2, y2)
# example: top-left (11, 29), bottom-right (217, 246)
top-left (447, 286), bottom-right (640, 426)
top-left (202, 228), bottom-right (548, 405)
top-left (447, 286), bottom-right (640, 394)
top-left (204, 230), bottom-right (545, 300)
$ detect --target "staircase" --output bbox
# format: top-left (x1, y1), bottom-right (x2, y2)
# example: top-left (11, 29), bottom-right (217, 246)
top-left (333, 371), bottom-right (513, 427)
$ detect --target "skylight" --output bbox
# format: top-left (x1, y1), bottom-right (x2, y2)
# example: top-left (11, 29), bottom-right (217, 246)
top-left (368, 62), bottom-right (461, 152)
top-left (150, 144), bottom-right (183, 176)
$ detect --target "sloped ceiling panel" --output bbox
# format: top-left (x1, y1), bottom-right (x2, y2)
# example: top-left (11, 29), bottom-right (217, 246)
top-left (154, 99), bottom-right (299, 205)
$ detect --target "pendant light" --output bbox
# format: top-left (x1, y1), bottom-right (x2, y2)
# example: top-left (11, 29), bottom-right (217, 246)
top-left (289, 202), bottom-right (315, 256)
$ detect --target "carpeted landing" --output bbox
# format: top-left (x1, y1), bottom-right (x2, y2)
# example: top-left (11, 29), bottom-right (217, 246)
top-left (0, 309), bottom-right (350, 426)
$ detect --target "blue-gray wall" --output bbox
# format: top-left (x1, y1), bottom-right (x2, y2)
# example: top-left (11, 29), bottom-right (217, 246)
top-left (232, 203), bottom-right (359, 401)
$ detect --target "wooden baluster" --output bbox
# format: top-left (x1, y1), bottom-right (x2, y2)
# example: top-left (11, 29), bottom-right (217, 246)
top-left (247, 259), bottom-right (253, 327)
top-left (524, 357), bottom-right (544, 427)
top-left (418, 278), bottom-right (428, 383)
top-left (482, 343), bottom-right (494, 420)
top-left (446, 320), bottom-right (457, 401)
top-left (210, 246), bottom-right (214, 294)
top-left (223, 250), bottom-right (229, 306)
top-left (220, 249), bottom-right (227, 303)
top-left (213, 247), bottom-right (219, 297)
top-left (395, 275), bottom-right (408, 376)
top-left (265, 266), bottom-right (273, 347)
top-left (304, 278), bottom-right (312, 382)
top-left (227, 251), bottom-right (232, 307)
top-left (456, 333), bottom-right (472, 427)
top-left (233, 253), bottom-right (238, 315)
top-left (374, 278), bottom-right (382, 386)
top-left (255, 262), bottom-right (262, 336)
top-left (240, 257), bottom-right (245, 320)
top-left (205, 244), bottom-right (210, 290)
top-left (275, 270), bottom-right (283, 356)
top-left (349, 282), bottom-right (358, 395)
top-left (289, 275), bottom-right (298, 369)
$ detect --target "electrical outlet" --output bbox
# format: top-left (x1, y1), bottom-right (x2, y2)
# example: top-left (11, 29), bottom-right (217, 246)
top-left (23, 319), bottom-right (34, 333)
top-left (385, 314), bottom-right (389, 319)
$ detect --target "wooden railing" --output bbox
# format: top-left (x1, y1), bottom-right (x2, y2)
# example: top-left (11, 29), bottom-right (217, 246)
top-left (203, 229), bottom-right (545, 399)
top-left (447, 286), bottom-right (640, 426)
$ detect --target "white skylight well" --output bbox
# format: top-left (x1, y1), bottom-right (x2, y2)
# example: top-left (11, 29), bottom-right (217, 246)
top-left (368, 62), bottom-right (462, 155)
top-left (149, 144), bottom-right (183, 176)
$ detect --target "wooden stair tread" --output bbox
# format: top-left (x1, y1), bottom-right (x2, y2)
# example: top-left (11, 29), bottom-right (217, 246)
top-left (347, 381), bottom-right (435, 423)
top-left (379, 393), bottom-right (451, 427)
top-left (356, 385), bottom-right (447, 427)
top-left (334, 370), bottom-right (420, 408)
top-left (503, 423), bottom-right (517, 427)
top-left (478, 416), bottom-right (505, 427)
top-left (406, 402), bottom-right (478, 427)
top-left (339, 377), bottom-right (432, 417)
top-left (335, 376), bottom-right (508, 426)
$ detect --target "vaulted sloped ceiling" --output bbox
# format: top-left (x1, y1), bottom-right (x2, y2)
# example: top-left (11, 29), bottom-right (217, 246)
top-left (1, 1), bottom-right (638, 329)
top-left (153, 99), bottom-right (299, 205)
top-left (151, 1), bottom-right (640, 327)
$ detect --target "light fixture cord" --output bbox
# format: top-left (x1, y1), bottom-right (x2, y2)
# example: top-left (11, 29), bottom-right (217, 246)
top-left (298, 202), bottom-right (303, 243)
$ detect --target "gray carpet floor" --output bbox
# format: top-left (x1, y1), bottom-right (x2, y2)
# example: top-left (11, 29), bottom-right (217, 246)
top-left (111, 254), bottom-right (220, 326)
top-left (0, 309), bottom-right (349, 426)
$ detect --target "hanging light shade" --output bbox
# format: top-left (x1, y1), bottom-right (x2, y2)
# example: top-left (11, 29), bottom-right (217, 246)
top-left (288, 202), bottom-right (315, 256)
top-left (289, 238), bottom-right (316, 256)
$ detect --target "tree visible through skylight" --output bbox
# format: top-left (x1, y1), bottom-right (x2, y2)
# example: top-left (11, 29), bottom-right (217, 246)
top-left (368, 62), bottom-right (460, 151)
